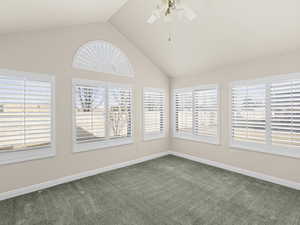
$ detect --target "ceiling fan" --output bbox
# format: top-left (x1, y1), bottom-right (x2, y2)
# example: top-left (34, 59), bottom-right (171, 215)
top-left (147, 0), bottom-right (197, 24)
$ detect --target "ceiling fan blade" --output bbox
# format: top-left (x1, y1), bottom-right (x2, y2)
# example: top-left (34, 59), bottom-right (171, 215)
top-left (147, 14), bottom-right (159, 24)
top-left (175, 1), bottom-right (197, 21)
top-left (147, 3), bottom-right (165, 24)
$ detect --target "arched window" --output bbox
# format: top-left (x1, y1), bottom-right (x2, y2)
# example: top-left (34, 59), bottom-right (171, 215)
top-left (72, 40), bottom-right (134, 77)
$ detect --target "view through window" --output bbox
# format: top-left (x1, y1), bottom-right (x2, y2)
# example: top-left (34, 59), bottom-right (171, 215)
top-left (74, 81), bottom-right (132, 146)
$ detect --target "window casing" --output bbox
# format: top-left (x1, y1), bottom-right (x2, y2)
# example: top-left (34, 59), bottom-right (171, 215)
top-left (230, 73), bottom-right (300, 158)
top-left (73, 79), bottom-right (133, 152)
top-left (143, 88), bottom-right (165, 140)
top-left (173, 85), bottom-right (220, 144)
top-left (0, 69), bottom-right (55, 165)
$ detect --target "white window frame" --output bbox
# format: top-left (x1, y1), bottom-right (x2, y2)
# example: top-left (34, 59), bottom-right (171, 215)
top-left (229, 72), bottom-right (300, 158)
top-left (143, 88), bottom-right (166, 141)
top-left (72, 79), bottom-right (133, 153)
top-left (173, 84), bottom-right (220, 145)
top-left (0, 69), bottom-right (56, 165)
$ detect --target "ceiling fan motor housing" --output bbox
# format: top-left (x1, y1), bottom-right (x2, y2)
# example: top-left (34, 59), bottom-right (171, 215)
top-left (165, 0), bottom-right (177, 16)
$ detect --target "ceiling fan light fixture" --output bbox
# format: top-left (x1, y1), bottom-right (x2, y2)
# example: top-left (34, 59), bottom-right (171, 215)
top-left (147, 0), bottom-right (197, 24)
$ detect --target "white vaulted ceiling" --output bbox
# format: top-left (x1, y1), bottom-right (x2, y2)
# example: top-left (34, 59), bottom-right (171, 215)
top-left (0, 0), bottom-right (128, 34)
top-left (111, 0), bottom-right (300, 77)
top-left (1, 0), bottom-right (300, 78)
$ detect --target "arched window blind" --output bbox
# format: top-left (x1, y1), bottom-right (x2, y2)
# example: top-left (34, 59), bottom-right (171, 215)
top-left (73, 41), bottom-right (134, 77)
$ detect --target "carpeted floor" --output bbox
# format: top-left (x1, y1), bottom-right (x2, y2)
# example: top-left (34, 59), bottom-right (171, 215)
top-left (0, 155), bottom-right (299, 225)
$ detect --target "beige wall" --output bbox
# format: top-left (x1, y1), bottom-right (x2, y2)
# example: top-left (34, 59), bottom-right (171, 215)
top-left (0, 23), bottom-right (170, 193)
top-left (0, 21), bottom-right (299, 194)
top-left (171, 51), bottom-right (300, 183)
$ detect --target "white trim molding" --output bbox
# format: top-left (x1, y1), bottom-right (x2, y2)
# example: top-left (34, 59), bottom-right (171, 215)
top-left (169, 151), bottom-right (300, 190)
top-left (0, 152), bottom-right (169, 201)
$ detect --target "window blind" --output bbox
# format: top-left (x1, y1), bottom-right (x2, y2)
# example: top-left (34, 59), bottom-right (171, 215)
top-left (174, 85), bottom-right (219, 144)
top-left (108, 86), bottom-right (132, 139)
top-left (175, 90), bottom-right (193, 134)
top-left (231, 84), bottom-right (266, 144)
top-left (0, 75), bottom-right (52, 152)
top-left (271, 80), bottom-right (300, 147)
top-left (230, 74), bottom-right (300, 158)
top-left (75, 85), bottom-right (106, 143)
top-left (194, 88), bottom-right (218, 137)
top-left (143, 88), bottom-right (165, 139)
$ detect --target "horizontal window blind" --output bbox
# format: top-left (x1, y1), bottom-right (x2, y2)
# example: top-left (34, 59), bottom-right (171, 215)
top-left (0, 75), bottom-right (52, 152)
top-left (231, 84), bottom-right (266, 144)
top-left (75, 85), bottom-right (106, 143)
top-left (231, 74), bottom-right (300, 157)
top-left (143, 89), bottom-right (165, 138)
top-left (74, 80), bottom-right (132, 147)
top-left (108, 86), bottom-right (132, 139)
top-left (194, 88), bottom-right (218, 137)
top-left (271, 80), bottom-right (300, 147)
top-left (175, 90), bottom-right (193, 134)
top-left (174, 85), bottom-right (219, 144)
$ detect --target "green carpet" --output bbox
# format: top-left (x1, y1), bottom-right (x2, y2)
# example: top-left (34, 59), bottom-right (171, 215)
top-left (0, 155), bottom-right (299, 225)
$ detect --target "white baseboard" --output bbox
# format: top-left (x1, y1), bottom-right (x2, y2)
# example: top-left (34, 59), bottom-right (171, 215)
top-left (0, 152), bottom-right (169, 201)
top-left (1, 150), bottom-right (299, 201)
top-left (169, 151), bottom-right (300, 190)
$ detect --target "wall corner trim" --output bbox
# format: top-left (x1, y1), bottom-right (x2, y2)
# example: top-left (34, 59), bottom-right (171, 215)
top-left (169, 151), bottom-right (300, 190)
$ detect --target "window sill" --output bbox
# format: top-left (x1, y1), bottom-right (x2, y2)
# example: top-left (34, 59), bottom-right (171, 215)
top-left (230, 141), bottom-right (300, 159)
top-left (74, 138), bottom-right (134, 153)
top-left (173, 134), bottom-right (219, 145)
top-left (0, 147), bottom-right (55, 166)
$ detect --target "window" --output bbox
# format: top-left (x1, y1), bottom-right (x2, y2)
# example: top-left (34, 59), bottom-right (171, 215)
top-left (73, 79), bottom-right (133, 152)
top-left (0, 69), bottom-right (55, 165)
top-left (230, 73), bottom-right (300, 158)
top-left (174, 85), bottom-right (219, 144)
top-left (143, 88), bottom-right (165, 140)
